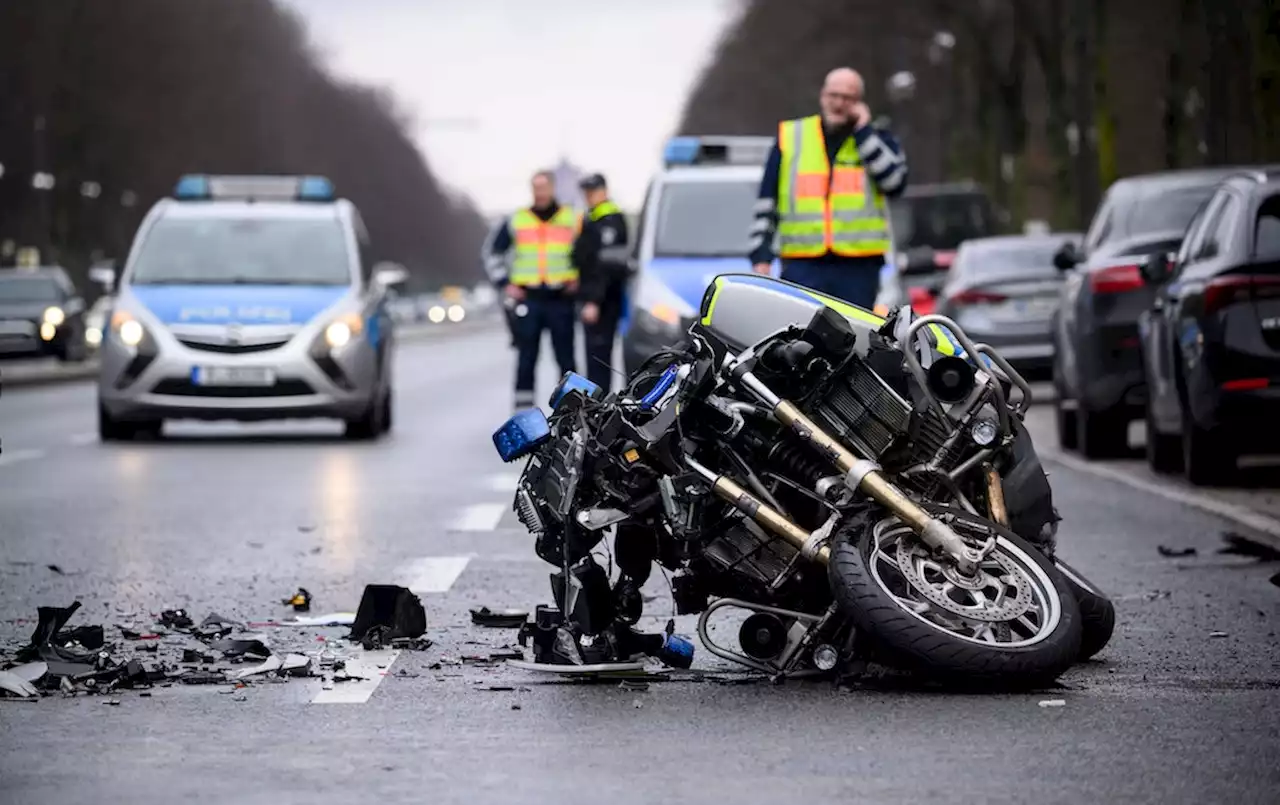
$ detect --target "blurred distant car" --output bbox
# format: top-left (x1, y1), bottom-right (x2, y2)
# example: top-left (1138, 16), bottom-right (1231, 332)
top-left (1051, 166), bottom-right (1266, 458)
top-left (879, 182), bottom-right (1000, 316)
top-left (83, 294), bottom-right (115, 352)
top-left (96, 174), bottom-right (404, 441)
top-left (622, 135), bottom-right (779, 375)
top-left (935, 233), bottom-right (1081, 378)
top-left (1138, 167), bottom-right (1280, 484)
top-left (0, 267), bottom-right (89, 362)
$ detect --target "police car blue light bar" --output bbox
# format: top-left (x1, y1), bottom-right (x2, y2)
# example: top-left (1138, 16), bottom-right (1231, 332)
top-left (662, 136), bottom-right (774, 167)
top-left (173, 174), bottom-right (335, 202)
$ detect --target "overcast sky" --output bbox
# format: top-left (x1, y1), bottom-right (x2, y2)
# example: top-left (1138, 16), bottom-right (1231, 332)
top-left (278, 0), bottom-right (739, 214)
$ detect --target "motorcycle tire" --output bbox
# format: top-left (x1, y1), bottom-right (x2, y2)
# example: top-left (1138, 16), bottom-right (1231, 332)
top-left (829, 503), bottom-right (1082, 688)
top-left (1052, 558), bottom-right (1116, 662)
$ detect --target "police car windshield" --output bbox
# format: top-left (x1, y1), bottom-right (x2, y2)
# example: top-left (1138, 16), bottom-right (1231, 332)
top-left (130, 216), bottom-right (351, 285)
top-left (0, 276), bottom-right (62, 303)
top-left (654, 179), bottom-right (759, 258)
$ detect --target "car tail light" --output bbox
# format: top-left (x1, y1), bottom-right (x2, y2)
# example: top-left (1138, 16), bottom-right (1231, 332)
top-left (948, 289), bottom-right (1007, 306)
top-left (1090, 264), bottom-right (1144, 295)
top-left (933, 251), bottom-right (956, 269)
top-left (1221, 377), bottom-right (1269, 391)
top-left (1202, 275), bottom-right (1280, 314)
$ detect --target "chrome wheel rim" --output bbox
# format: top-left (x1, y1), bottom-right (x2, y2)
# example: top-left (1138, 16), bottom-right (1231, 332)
top-left (868, 515), bottom-right (1062, 648)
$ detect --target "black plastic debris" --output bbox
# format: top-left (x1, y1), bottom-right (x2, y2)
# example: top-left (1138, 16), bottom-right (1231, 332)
top-left (18, 602), bottom-right (103, 665)
top-left (47, 564), bottom-right (65, 575)
top-left (193, 613), bottom-right (237, 640)
top-left (1158, 545), bottom-right (1197, 558)
top-left (470, 607), bottom-right (529, 628)
top-left (282, 588), bottom-right (312, 612)
top-left (209, 637), bottom-right (271, 660)
top-left (348, 585), bottom-right (426, 643)
top-left (160, 609), bottom-right (194, 630)
top-left (1219, 532), bottom-right (1280, 562)
top-left (390, 637), bottom-right (433, 651)
top-left (182, 649), bottom-right (215, 664)
top-left (58, 626), bottom-right (105, 651)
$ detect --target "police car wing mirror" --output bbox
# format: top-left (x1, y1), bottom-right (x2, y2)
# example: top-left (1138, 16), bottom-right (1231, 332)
top-left (373, 264), bottom-right (408, 289)
top-left (88, 266), bottom-right (116, 290)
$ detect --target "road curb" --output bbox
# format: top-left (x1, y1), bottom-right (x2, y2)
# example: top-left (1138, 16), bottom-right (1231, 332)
top-left (0, 317), bottom-right (502, 391)
top-left (1040, 446), bottom-right (1280, 553)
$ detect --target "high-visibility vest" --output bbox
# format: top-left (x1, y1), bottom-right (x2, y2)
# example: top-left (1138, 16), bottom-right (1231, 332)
top-left (589, 200), bottom-right (622, 221)
top-left (776, 115), bottom-right (892, 259)
top-left (509, 206), bottom-right (581, 287)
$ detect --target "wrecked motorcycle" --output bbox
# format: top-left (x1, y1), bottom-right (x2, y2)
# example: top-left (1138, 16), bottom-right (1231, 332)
top-left (493, 274), bottom-right (1115, 684)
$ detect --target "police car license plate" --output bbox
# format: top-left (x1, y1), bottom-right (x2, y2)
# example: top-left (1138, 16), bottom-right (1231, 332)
top-left (191, 366), bottom-right (276, 386)
top-left (0, 320), bottom-right (35, 336)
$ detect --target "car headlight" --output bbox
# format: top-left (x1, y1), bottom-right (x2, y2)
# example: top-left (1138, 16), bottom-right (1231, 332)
top-left (86, 327), bottom-right (102, 346)
top-left (324, 314), bottom-right (363, 348)
top-left (43, 306), bottom-right (65, 326)
top-left (428, 305), bottom-right (446, 323)
top-left (111, 310), bottom-right (145, 347)
top-left (447, 304), bottom-right (465, 322)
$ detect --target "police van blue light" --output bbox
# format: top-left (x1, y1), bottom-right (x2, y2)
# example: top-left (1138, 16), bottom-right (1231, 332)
top-left (173, 174), bottom-right (335, 202)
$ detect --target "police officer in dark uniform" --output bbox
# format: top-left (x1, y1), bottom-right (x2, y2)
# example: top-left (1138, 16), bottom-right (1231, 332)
top-left (571, 173), bottom-right (630, 393)
top-left (486, 170), bottom-right (582, 410)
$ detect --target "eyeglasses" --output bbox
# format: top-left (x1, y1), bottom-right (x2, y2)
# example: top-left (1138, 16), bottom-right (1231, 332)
top-left (822, 90), bottom-right (860, 103)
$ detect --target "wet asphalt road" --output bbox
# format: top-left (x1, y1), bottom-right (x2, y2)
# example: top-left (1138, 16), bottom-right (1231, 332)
top-left (1, 323), bottom-right (1278, 805)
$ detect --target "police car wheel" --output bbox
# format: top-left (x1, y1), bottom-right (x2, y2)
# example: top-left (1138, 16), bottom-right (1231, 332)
top-left (380, 389), bottom-right (393, 433)
top-left (343, 391), bottom-right (386, 440)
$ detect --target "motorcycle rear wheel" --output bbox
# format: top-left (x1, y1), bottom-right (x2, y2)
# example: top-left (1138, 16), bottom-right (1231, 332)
top-left (829, 503), bottom-right (1082, 687)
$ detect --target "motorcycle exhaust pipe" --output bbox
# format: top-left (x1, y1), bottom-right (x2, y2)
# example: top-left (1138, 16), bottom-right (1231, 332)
top-left (683, 456), bottom-right (831, 565)
top-left (733, 366), bottom-right (983, 575)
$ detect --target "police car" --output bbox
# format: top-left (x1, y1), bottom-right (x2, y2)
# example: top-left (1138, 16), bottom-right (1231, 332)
top-left (621, 136), bottom-right (781, 375)
top-left (95, 174), bottom-right (404, 441)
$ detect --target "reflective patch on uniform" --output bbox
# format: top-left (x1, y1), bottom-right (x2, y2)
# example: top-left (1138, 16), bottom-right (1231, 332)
top-left (601, 228), bottom-right (616, 245)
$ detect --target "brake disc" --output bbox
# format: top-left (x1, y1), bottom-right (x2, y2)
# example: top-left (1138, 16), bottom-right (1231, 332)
top-left (893, 531), bottom-right (1032, 623)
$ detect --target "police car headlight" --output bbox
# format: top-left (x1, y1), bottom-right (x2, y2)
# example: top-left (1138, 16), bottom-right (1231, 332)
top-left (43, 306), bottom-right (66, 326)
top-left (324, 314), bottom-right (363, 348)
top-left (111, 310), bottom-right (146, 347)
top-left (86, 327), bottom-right (102, 346)
top-left (635, 272), bottom-right (694, 332)
top-left (447, 304), bottom-right (465, 322)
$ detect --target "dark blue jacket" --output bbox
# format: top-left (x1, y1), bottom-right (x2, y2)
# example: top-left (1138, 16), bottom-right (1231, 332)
top-left (749, 120), bottom-right (908, 267)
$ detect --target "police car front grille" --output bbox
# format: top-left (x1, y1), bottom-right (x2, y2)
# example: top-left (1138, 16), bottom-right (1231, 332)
top-left (150, 378), bottom-right (315, 397)
top-left (179, 339), bottom-right (291, 354)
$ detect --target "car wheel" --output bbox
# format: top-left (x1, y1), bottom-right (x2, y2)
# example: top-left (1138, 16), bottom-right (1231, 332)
top-left (380, 388), bottom-right (393, 433)
top-left (1076, 406), bottom-right (1128, 459)
top-left (1181, 413), bottom-right (1233, 486)
top-left (344, 395), bottom-right (384, 440)
top-left (1144, 398), bottom-right (1182, 473)
top-left (98, 402), bottom-right (135, 441)
top-left (1055, 399), bottom-right (1078, 451)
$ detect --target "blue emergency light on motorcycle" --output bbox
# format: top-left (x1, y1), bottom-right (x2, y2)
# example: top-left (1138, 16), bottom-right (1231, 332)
top-left (492, 408), bottom-right (551, 463)
top-left (549, 372), bottom-right (602, 410)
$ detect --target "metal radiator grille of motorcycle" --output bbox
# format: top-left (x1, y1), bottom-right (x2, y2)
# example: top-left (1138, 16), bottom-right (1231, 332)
top-left (813, 358), bottom-right (913, 459)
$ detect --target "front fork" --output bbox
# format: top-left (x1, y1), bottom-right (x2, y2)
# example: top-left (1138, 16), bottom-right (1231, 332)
top-left (693, 362), bottom-right (994, 576)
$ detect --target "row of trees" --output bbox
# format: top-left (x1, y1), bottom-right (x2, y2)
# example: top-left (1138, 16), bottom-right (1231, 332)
top-left (0, 0), bottom-right (487, 291)
top-left (679, 0), bottom-right (1280, 230)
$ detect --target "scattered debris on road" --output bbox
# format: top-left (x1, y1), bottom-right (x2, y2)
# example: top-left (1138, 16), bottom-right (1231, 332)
top-left (348, 585), bottom-right (427, 644)
top-left (1038, 699), bottom-right (1066, 707)
top-left (470, 607), bottom-right (529, 628)
top-left (1209, 631), bottom-right (1229, 638)
top-left (282, 588), bottom-right (312, 612)
top-left (1158, 545), bottom-right (1197, 558)
top-left (1219, 532), bottom-right (1280, 562)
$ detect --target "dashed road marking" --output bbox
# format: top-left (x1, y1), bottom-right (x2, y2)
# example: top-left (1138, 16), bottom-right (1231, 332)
top-left (0, 448), bottom-right (45, 468)
top-left (310, 648), bottom-right (400, 704)
top-left (1042, 448), bottom-right (1280, 551)
top-left (451, 502), bottom-right (507, 531)
top-left (403, 556), bottom-right (472, 593)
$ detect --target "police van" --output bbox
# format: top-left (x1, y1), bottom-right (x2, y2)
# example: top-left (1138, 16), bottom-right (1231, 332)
top-left (95, 174), bottom-right (405, 441)
top-left (621, 136), bottom-right (901, 374)
top-left (621, 136), bottom-right (779, 375)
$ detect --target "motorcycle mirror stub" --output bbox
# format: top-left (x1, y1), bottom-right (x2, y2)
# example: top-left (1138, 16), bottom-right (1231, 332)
top-left (802, 305), bottom-right (859, 356)
top-left (549, 371), bottom-right (603, 409)
top-left (492, 409), bottom-right (552, 463)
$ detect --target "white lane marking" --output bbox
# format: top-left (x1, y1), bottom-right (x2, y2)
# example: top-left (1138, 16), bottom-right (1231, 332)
top-left (0, 449), bottom-right (45, 468)
top-left (451, 502), bottom-right (507, 531)
top-left (310, 648), bottom-right (400, 704)
top-left (486, 472), bottom-right (521, 491)
top-left (403, 556), bottom-right (471, 593)
top-left (67, 432), bottom-right (97, 446)
top-left (1042, 448), bottom-right (1280, 551)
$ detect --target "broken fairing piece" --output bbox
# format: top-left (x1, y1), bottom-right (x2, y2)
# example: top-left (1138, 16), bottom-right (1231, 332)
top-left (470, 607), bottom-right (530, 628)
top-left (0, 670), bottom-right (39, 698)
top-left (506, 658), bottom-right (648, 676)
top-left (348, 585), bottom-right (427, 642)
top-left (234, 655), bottom-right (284, 679)
top-left (282, 588), bottom-right (312, 612)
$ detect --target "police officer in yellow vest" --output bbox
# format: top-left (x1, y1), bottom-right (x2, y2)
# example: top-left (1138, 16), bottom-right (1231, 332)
top-left (750, 67), bottom-right (909, 307)
top-left (486, 170), bottom-right (582, 410)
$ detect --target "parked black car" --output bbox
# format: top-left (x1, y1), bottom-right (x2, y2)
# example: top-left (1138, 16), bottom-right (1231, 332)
top-left (1050, 167), bottom-right (1264, 458)
top-left (0, 267), bottom-right (89, 362)
top-left (1138, 167), bottom-right (1280, 484)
